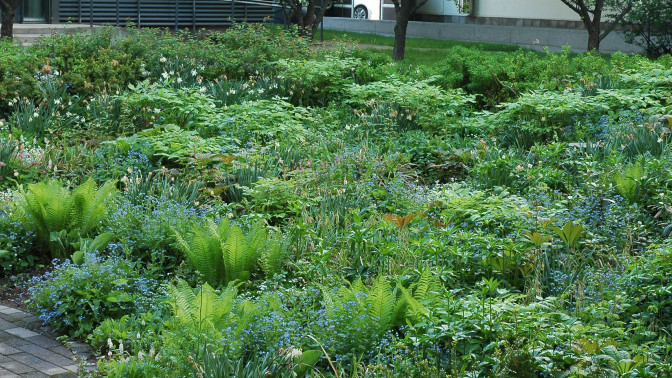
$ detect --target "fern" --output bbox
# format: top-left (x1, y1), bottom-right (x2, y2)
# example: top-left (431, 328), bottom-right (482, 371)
top-left (175, 218), bottom-right (288, 286)
top-left (16, 178), bottom-right (117, 259)
top-left (398, 285), bottom-right (430, 322)
top-left (367, 276), bottom-right (395, 332)
top-left (260, 235), bottom-right (287, 277)
top-left (168, 279), bottom-right (199, 323)
top-left (244, 222), bottom-right (266, 272)
top-left (397, 269), bottom-right (443, 323)
top-left (167, 279), bottom-right (238, 331)
top-left (613, 160), bottom-right (644, 203)
top-left (411, 269), bottom-right (442, 300)
top-left (173, 222), bottom-right (224, 286)
top-left (72, 179), bottom-right (117, 235)
top-left (322, 276), bottom-right (403, 335)
top-left (224, 225), bottom-right (248, 283)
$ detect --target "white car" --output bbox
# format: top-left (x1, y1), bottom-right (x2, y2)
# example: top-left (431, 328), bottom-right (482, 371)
top-left (352, 0), bottom-right (381, 20)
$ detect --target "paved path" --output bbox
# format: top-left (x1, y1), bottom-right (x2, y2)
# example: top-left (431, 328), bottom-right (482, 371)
top-left (0, 305), bottom-right (94, 377)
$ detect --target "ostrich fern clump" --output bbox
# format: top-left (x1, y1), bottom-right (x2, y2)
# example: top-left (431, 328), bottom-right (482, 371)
top-left (321, 269), bottom-right (442, 337)
top-left (173, 219), bottom-right (288, 286)
top-left (15, 178), bottom-right (117, 259)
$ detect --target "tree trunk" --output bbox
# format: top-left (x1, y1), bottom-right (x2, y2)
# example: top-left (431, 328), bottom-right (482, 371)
top-left (587, 25), bottom-right (601, 52)
top-left (393, 16), bottom-right (408, 60)
top-left (1, 5), bottom-right (17, 39)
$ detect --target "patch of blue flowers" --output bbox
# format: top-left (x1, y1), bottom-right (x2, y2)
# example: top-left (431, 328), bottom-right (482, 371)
top-left (29, 253), bottom-right (159, 338)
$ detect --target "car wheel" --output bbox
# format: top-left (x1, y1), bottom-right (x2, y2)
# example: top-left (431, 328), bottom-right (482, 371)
top-left (353, 5), bottom-right (368, 19)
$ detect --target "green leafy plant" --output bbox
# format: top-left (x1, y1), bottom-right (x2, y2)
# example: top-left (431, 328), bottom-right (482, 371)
top-left (119, 81), bottom-right (222, 134)
top-left (276, 56), bottom-right (361, 106)
top-left (222, 99), bottom-right (314, 146)
top-left (167, 278), bottom-right (238, 331)
top-left (346, 76), bottom-right (474, 133)
top-left (111, 124), bottom-right (236, 166)
top-left (0, 136), bottom-right (17, 182)
top-left (173, 219), bottom-right (287, 286)
top-left (197, 347), bottom-right (296, 378)
top-left (552, 220), bottom-right (584, 252)
top-left (29, 254), bottom-right (158, 338)
top-left (71, 232), bottom-right (114, 265)
top-left (14, 178), bottom-right (117, 259)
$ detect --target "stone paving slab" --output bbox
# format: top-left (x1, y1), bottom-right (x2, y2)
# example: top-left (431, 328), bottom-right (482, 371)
top-left (6, 328), bottom-right (40, 339)
top-left (0, 305), bottom-right (95, 377)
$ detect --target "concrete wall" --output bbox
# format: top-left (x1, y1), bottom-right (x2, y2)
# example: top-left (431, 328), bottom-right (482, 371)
top-left (322, 17), bottom-right (643, 54)
top-left (416, 0), bottom-right (462, 17)
top-left (476, 0), bottom-right (580, 21)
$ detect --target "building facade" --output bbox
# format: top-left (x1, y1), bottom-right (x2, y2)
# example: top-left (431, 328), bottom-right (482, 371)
top-left (331, 0), bottom-right (585, 28)
top-left (18, 0), bottom-right (272, 27)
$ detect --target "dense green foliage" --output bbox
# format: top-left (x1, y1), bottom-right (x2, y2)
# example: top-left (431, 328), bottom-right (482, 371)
top-left (0, 24), bottom-right (671, 377)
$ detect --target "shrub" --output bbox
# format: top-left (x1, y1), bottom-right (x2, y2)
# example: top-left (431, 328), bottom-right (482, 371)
top-left (209, 23), bottom-right (311, 79)
top-left (40, 27), bottom-right (143, 96)
top-left (117, 81), bottom-right (222, 134)
top-left (346, 76), bottom-right (474, 133)
top-left (620, 0), bottom-right (672, 57)
top-left (223, 99), bottom-right (314, 146)
top-left (29, 254), bottom-right (158, 338)
top-left (276, 56), bottom-right (361, 106)
top-left (0, 40), bottom-right (43, 112)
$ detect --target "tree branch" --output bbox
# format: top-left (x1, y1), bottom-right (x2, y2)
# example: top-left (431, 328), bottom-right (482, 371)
top-left (600, 2), bottom-right (633, 39)
top-left (559, 0), bottom-right (582, 15)
top-left (411, 0), bottom-right (430, 14)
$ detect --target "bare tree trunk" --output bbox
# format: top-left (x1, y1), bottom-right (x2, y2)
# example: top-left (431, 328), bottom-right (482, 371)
top-left (587, 24), bottom-right (601, 51)
top-left (391, 0), bottom-right (426, 60)
top-left (393, 16), bottom-right (408, 60)
top-left (1, 3), bottom-right (17, 39)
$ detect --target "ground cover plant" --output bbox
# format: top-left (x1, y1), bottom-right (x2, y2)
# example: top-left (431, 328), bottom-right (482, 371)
top-left (1, 23), bottom-right (672, 377)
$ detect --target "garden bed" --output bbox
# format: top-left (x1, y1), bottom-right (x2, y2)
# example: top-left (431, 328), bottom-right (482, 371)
top-left (0, 23), bottom-right (672, 377)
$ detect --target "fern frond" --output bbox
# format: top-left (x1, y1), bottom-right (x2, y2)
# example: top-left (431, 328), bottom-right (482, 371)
top-left (392, 285), bottom-right (408, 326)
top-left (195, 282), bottom-right (218, 327)
top-left (224, 225), bottom-right (247, 284)
top-left (70, 178), bottom-right (96, 235)
top-left (40, 181), bottom-right (72, 237)
top-left (172, 225), bottom-right (223, 286)
top-left (81, 178), bottom-right (117, 234)
top-left (245, 221), bottom-right (266, 271)
top-left (260, 235), bottom-right (287, 277)
top-left (319, 285), bottom-right (337, 318)
top-left (215, 218), bottom-right (232, 240)
top-left (367, 276), bottom-right (395, 333)
top-left (167, 279), bottom-right (199, 324)
top-left (168, 279), bottom-right (240, 332)
top-left (411, 269), bottom-right (441, 301)
top-left (211, 282), bottom-right (238, 322)
top-left (398, 285), bottom-right (429, 323)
